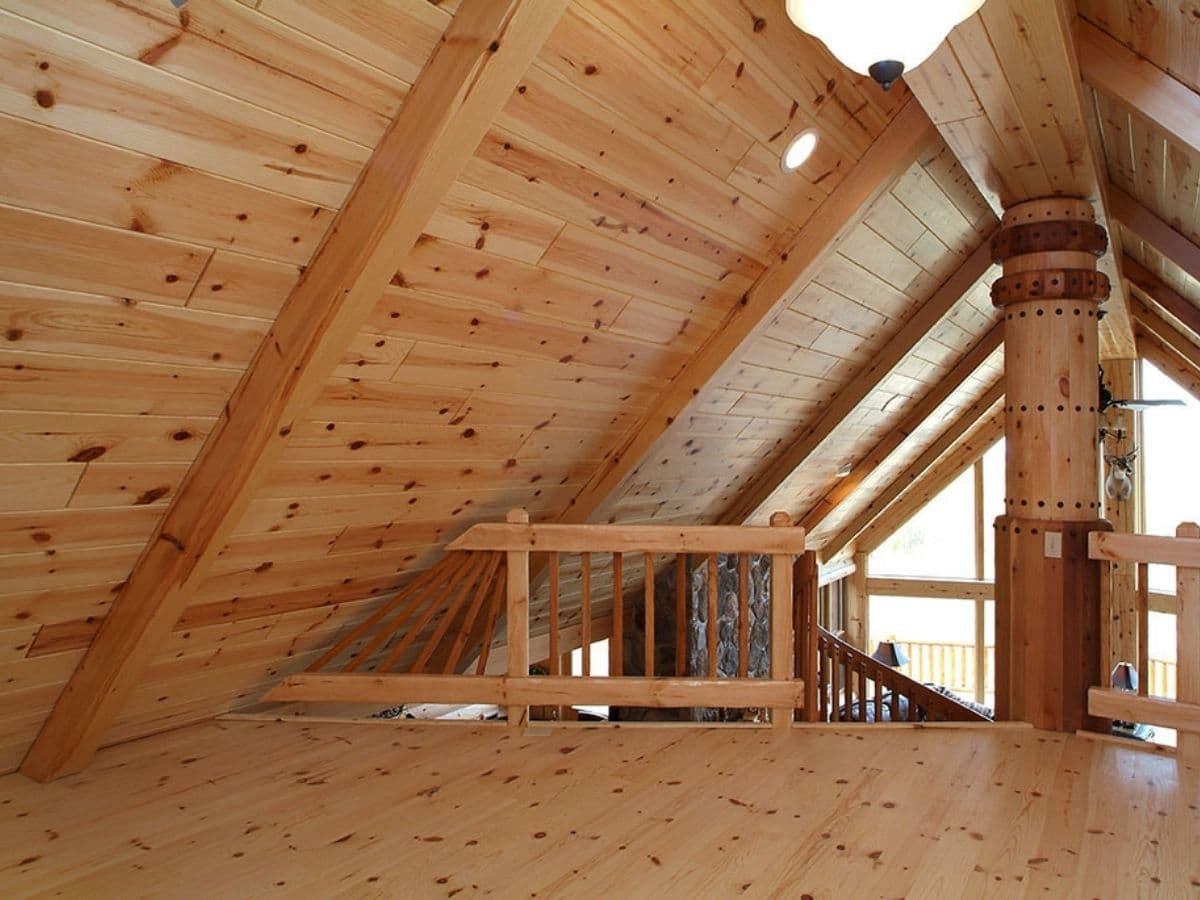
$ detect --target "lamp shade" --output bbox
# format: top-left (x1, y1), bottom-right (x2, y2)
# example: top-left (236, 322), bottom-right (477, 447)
top-left (785, 0), bottom-right (985, 87)
top-left (871, 640), bottom-right (909, 668)
top-left (1110, 662), bottom-right (1138, 692)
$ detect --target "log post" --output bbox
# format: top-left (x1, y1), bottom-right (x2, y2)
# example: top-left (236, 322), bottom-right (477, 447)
top-left (991, 198), bottom-right (1109, 731)
top-left (505, 508), bottom-right (530, 731)
top-left (1177, 522), bottom-right (1200, 761)
top-left (1101, 359), bottom-right (1140, 674)
top-left (769, 511), bottom-right (794, 731)
top-left (793, 550), bottom-right (820, 722)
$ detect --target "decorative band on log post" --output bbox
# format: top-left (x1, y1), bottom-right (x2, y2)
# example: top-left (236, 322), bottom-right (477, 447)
top-left (990, 197), bottom-right (1109, 732)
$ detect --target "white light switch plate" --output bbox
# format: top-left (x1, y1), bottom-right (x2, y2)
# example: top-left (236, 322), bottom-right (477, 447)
top-left (1044, 531), bottom-right (1063, 558)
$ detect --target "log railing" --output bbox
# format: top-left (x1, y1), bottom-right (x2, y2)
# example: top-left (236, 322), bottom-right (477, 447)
top-left (1089, 525), bottom-right (1200, 758)
top-left (813, 627), bottom-right (991, 723)
top-left (266, 509), bottom-right (808, 729)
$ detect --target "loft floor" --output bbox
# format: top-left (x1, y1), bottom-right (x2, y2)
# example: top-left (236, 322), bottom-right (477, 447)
top-left (0, 720), bottom-right (1196, 897)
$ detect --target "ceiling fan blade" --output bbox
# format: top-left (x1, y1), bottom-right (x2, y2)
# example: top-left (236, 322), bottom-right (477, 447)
top-left (1112, 398), bottom-right (1187, 410)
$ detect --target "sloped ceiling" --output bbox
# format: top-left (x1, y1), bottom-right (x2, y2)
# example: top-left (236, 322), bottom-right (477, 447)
top-left (2, 0), bottom-right (1196, 772)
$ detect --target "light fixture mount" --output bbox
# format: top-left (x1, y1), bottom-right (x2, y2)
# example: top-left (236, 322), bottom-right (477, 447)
top-left (867, 60), bottom-right (905, 91)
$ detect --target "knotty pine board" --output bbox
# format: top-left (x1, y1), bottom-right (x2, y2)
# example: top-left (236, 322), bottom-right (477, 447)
top-left (2, 722), bottom-right (1195, 894)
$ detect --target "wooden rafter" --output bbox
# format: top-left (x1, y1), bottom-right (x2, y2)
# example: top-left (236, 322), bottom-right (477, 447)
top-left (857, 411), bottom-right (1005, 555)
top-left (800, 321), bottom-right (1004, 536)
top-left (904, 0), bottom-right (1135, 359)
top-left (1122, 256), bottom-right (1200, 343)
top-left (557, 99), bottom-right (939, 527)
top-left (720, 237), bottom-right (998, 526)
top-left (1137, 329), bottom-right (1200, 405)
top-left (823, 379), bottom-right (1005, 559)
top-left (1111, 189), bottom-right (1200, 291)
top-left (1077, 19), bottom-right (1200, 158)
top-left (20, 0), bottom-right (569, 782)
top-left (1131, 293), bottom-right (1200, 373)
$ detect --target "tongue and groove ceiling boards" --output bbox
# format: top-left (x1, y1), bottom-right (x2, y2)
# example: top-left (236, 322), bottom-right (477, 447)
top-left (0, 0), bottom-right (909, 778)
top-left (2, 0), bottom-right (1196, 778)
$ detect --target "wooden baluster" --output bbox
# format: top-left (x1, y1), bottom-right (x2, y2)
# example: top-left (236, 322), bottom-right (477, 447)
top-left (1177, 522), bottom-right (1200, 760)
top-left (675, 553), bottom-right (687, 677)
top-left (874, 668), bottom-right (883, 723)
top-left (548, 552), bottom-right (560, 676)
top-left (644, 552), bottom-right (655, 677)
top-left (835, 648), bottom-right (844, 724)
top-left (505, 509), bottom-right (530, 731)
top-left (1098, 558), bottom-right (1112, 685)
top-left (1137, 562), bottom-right (1149, 696)
top-left (707, 553), bottom-right (719, 677)
top-left (738, 553), bottom-right (750, 680)
top-left (769, 512), bottom-right (795, 731)
top-left (580, 552), bottom-right (592, 678)
top-left (611, 552), bottom-right (623, 678)
top-left (889, 674), bottom-right (900, 722)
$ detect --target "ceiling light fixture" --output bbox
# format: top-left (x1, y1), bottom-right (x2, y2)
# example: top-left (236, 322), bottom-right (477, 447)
top-left (785, 0), bottom-right (987, 90)
top-left (781, 128), bottom-right (818, 171)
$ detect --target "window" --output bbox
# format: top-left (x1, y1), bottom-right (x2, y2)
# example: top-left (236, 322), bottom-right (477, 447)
top-left (867, 438), bottom-right (1005, 705)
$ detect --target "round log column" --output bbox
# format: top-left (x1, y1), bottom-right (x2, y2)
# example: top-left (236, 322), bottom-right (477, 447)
top-left (990, 197), bottom-right (1108, 732)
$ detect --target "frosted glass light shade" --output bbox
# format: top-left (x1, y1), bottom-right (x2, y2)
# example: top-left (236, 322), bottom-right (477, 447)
top-left (785, 0), bottom-right (985, 82)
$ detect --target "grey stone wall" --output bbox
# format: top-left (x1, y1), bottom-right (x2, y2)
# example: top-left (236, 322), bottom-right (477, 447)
top-left (616, 553), bottom-right (772, 722)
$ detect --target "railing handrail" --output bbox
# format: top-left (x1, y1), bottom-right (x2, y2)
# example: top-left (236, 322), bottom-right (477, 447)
top-left (447, 521), bottom-right (807, 554)
top-left (1089, 530), bottom-right (1200, 567)
top-left (817, 626), bottom-right (991, 723)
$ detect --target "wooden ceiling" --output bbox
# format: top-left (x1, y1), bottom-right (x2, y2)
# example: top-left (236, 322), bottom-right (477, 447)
top-left (1, 0), bottom-right (1199, 776)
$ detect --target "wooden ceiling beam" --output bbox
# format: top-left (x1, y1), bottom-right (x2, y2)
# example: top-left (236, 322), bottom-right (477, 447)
top-left (720, 237), bottom-right (998, 526)
top-left (1111, 188), bottom-right (1200, 291)
top-left (557, 99), bottom-right (939, 526)
top-left (856, 409), bottom-right (1005, 556)
top-left (904, 0), bottom-right (1136, 359)
top-left (1122, 255), bottom-right (1200, 344)
top-left (1077, 19), bottom-right (1200, 157)
top-left (1130, 292), bottom-right (1200, 374)
top-left (19, 0), bottom-right (569, 782)
top-left (1137, 328), bottom-right (1200, 405)
top-left (822, 378), bottom-right (1005, 560)
top-left (800, 320), bottom-right (1004, 537)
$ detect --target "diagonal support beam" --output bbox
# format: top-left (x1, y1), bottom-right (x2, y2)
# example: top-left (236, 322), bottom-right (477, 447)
top-left (1077, 19), bottom-right (1200, 158)
top-left (1111, 187), bottom-right (1200, 290)
top-left (1137, 328), bottom-right (1200, 405)
top-left (558, 98), bottom-right (939, 527)
top-left (1122, 255), bottom-right (1200, 343)
top-left (1130, 290), bottom-right (1200, 374)
top-left (822, 378), bottom-right (1005, 560)
top-left (720, 238), bottom-right (997, 526)
top-left (799, 320), bottom-right (1004, 536)
top-left (20, 0), bottom-right (569, 782)
top-left (856, 409), bottom-right (1005, 555)
top-left (904, 0), bottom-right (1135, 359)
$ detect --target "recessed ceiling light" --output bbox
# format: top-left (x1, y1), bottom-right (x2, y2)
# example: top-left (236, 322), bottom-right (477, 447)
top-left (781, 129), bottom-right (818, 172)
top-left (836, 462), bottom-right (853, 478)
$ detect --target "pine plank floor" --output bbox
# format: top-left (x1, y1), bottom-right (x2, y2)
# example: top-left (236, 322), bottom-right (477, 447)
top-left (0, 720), bottom-right (1197, 897)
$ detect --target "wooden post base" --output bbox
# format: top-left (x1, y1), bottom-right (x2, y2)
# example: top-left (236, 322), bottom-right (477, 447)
top-left (994, 516), bottom-right (1109, 732)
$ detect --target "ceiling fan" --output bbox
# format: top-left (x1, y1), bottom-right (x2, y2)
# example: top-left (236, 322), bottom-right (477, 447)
top-left (1098, 365), bottom-right (1185, 413)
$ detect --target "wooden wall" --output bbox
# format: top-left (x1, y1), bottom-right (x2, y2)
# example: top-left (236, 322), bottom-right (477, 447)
top-left (0, 0), bottom-right (911, 769)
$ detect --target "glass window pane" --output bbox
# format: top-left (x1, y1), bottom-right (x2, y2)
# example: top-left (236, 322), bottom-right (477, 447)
top-left (1139, 360), bottom-right (1200, 592)
top-left (869, 466), bottom-right (975, 578)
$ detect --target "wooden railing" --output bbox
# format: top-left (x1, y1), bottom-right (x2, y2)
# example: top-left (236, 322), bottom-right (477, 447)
top-left (266, 509), bottom-right (808, 729)
top-left (814, 628), bottom-right (991, 723)
top-left (1090, 525), bottom-right (1200, 758)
